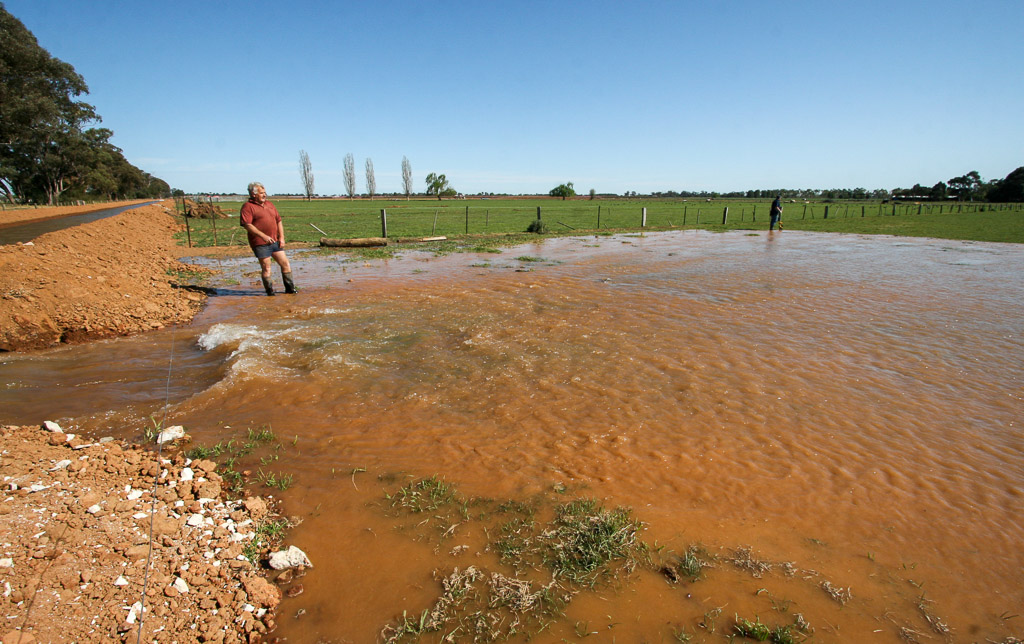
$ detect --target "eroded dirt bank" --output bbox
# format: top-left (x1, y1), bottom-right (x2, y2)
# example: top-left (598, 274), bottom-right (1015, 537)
top-left (0, 201), bottom-right (208, 351)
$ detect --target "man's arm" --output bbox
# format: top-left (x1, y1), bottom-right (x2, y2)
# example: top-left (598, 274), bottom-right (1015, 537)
top-left (277, 220), bottom-right (285, 247)
top-left (242, 223), bottom-right (275, 244)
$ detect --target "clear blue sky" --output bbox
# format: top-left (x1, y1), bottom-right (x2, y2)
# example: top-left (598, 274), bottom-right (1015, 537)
top-left (6, 0), bottom-right (1024, 196)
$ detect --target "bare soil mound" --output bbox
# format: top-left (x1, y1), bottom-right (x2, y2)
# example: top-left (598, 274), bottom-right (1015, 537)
top-left (0, 201), bottom-right (210, 352)
top-left (182, 199), bottom-right (229, 219)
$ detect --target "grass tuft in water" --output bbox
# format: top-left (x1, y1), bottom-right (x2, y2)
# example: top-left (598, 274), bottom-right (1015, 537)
top-left (183, 425), bottom-right (292, 496)
top-left (387, 475), bottom-right (460, 514)
top-left (542, 498), bottom-right (647, 584)
top-left (733, 615), bottom-right (797, 643)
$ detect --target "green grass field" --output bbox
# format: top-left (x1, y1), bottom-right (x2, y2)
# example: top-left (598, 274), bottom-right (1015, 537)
top-left (177, 197), bottom-right (1024, 248)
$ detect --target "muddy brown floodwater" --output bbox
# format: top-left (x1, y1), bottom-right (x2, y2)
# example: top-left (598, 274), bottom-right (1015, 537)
top-left (1, 230), bottom-right (1021, 643)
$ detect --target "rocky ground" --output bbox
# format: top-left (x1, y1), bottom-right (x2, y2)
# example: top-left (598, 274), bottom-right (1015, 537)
top-left (0, 422), bottom-right (307, 643)
top-left (0, 203), bottom-right (304, 643)
top-left (0, 201), bottom-right (210, 351)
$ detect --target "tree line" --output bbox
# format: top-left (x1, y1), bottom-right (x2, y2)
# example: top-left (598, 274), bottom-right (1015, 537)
top-left (647, 167), bottom-right (1023, 203)
top-left (0, 6), bottom-right (169, 205)
top-left (297, 150), bottom-right (457, 201)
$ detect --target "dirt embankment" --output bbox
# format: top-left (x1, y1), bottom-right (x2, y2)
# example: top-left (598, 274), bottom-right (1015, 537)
top-left (0, 423), bottom-right (291, 643)
top-left (0, 200), bottom-right (154, 228)
top-left (0, 201), bottom-right (209, 352)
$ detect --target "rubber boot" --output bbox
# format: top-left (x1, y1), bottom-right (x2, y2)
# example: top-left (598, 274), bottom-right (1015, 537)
top-left (261, 276), bottom-right (275, 296)
top-left (282, 272), bottom-right (298, 294)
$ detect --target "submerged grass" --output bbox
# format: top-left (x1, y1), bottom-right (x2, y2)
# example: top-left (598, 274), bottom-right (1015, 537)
top-left (375, 474), bottom-right (1015, 643)
top-left (379, 476), bottom-right (647, 642)
top-left (543, 498), bottom-right (647, 585)
top-left (184, 424), bottom-right (292, 495)
top-left (733, 615), bottom-right (798, 643)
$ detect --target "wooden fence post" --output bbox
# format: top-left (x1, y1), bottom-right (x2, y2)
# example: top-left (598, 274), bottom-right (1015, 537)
top-left (641, 207), bottom-right (647, 227)
top-left (824, 205), bottom-right (829, 219)
top-left (465, 205), bottom-right (469, 234)
top-left (722, 206), bottom-right (728, 225)
top-left (381, 209), bottom-right (388, 238)
top-left (537, 206), bottom-right (542, 221)
top-left (597, 205), bottom-right (601, 229)
top-left (432, 210), bottom-right (438, 235)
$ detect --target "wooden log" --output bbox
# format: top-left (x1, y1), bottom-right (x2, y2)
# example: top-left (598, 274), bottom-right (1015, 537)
top-left (319, 237), bottom-right (388, 247)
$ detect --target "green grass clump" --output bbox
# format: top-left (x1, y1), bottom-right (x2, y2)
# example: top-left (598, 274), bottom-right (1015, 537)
top-left (242, 517), bottom-right (291, 564)
top-left (387, 475), bottom-right (460, 514)
top-left (182, 425), bottom-right (291, 496)
top-left (733, 615), bottom-right (797, 643)
top-left (543, 499), bottom-right (646, 584)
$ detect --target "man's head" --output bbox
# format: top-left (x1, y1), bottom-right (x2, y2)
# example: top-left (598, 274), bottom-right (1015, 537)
top-left (248, 182), bottom-right (267, 203)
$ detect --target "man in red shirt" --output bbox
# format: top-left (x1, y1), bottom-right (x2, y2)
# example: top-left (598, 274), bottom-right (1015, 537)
top-left (239, 182), bottom-right (297, 295)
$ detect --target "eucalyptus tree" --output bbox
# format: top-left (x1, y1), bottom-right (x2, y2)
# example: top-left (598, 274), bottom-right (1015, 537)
top-left (425, 172), bottom-right (455, 200)
top-left (0, 7), bottom-right (168, 203)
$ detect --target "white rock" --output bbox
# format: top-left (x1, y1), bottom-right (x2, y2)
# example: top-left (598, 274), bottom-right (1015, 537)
top-left (42, 420), bottom-right (63, 433)
top-left (126, 601), bottom-right (144, 624)
top-left (114, 576), bottom-right (129, 586)
top-left (132, 512), bottom-right (148, 520)
top-left (172, 577), bottom-right (189, 594)
top-left (186, 514), bottom-right (204, 527)
top-left (179, 467), bottom-right (194, 481)
top-left (127, 489), bottom-right (143, 501)
top-left (0, 558), bottom-right (12, 568)
top-left (86, 504), bottom-right (102, 514)
top-left (155, 425), bottom-right (185, 444)
top-left (50, 460), bottom-right (72, 471)
top-left (268, 545), bottom-right (313, 570)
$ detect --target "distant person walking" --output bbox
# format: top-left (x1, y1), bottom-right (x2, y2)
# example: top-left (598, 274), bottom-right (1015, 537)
top-left (769, 195), bottom-right (783, 231)
top-left (240, 182), bottom-right (297, 296)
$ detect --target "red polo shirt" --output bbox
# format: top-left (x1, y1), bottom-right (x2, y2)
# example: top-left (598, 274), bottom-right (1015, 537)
top-left (239, 199), bottom-right (281, 248)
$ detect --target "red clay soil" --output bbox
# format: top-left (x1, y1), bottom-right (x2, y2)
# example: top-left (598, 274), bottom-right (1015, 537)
top-left (0, 200), bottom-right (210, 352)
top-left (0, 423), bottom-right (290, 643)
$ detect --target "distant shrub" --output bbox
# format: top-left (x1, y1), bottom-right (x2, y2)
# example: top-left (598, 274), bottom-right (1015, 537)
top-left (526, 219), bottom-right (549, 234)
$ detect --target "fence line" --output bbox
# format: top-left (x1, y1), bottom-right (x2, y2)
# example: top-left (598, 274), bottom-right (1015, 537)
top-left (174, 200), bottom-right (1024, 247)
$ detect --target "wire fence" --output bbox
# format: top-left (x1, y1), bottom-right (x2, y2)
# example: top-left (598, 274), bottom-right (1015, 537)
top-left (173, 197), bottom-right (1024, 248)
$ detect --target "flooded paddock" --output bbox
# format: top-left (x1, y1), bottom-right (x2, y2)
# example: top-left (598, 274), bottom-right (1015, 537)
top-left (1, 230), bottom-right (1021, 642)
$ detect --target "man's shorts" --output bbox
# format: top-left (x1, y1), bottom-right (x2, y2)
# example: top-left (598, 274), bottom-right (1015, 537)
top-left (252, 241), bottom-right (282, 259)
